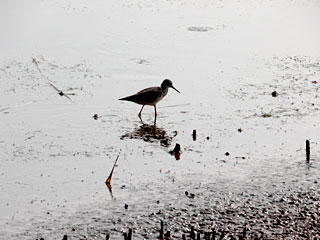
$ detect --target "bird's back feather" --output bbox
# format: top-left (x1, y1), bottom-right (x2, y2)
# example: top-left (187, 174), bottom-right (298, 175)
top-left (119, 87), bottom-right (163, 105)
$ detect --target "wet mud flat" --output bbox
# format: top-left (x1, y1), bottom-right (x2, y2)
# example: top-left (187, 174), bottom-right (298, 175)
top-left (153, 186), bottom-right (320, 239)
top-left (10, 179), bottom-right (319, 239)
top-left (1, 55), bottom-right (320, 240)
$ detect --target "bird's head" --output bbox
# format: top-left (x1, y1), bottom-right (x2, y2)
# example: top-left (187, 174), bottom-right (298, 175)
top-left (161, 79), bottom-right (180, 93)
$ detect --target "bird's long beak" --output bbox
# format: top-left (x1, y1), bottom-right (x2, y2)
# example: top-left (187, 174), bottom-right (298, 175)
top-left (172, 86), bottom-right (180, 93)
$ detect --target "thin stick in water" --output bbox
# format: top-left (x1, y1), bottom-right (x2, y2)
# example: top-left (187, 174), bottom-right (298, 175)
top-left (106, 153), bottom-right (120, 185)
top-left (306, 139), bottom-right (310, 162)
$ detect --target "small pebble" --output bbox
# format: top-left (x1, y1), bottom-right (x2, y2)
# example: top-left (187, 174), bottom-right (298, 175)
top-left (271, 91), bottom-right (278, 97)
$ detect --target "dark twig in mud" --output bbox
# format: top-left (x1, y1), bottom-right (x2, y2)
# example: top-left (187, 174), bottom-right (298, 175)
top-left (170, 143), bottom-right (181, 160)
top-left (106, 153), bottom-right (120, 185)
top-left (196, 232), bottom-right (200, 240)
top-left (123, 229), bottom-right (132, 240)
top-left (190, 226), bottom-right (195, 240)
top-left (192, 129), bottom-right (196, 141)
top-left (106, 152), bottom-right (120, 197)
top-left (158, 220), bottom-right (164, 239)
top-left (32, 57), bottom-right (43, 74)
top-left (164, 230), bottom-right (170, 239)
top-left (306, 139), bottom-right (310, 162)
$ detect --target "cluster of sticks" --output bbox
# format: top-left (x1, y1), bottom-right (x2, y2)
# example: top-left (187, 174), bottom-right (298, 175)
top-left (158, 221), bottom-right (249, 240)
top-left (57, 220), bottom-right (250, 240)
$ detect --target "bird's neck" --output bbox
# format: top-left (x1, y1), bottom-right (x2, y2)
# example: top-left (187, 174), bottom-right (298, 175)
top-left (161, 86), bottom-right (169, 97)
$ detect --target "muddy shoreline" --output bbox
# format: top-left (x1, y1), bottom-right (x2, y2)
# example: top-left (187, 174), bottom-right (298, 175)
top-left (1, 0), bottom-right (320, 239)
top-left (7, 181), bottom-right (319, 239)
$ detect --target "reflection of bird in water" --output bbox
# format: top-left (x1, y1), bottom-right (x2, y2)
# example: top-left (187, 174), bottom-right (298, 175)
top-left (120, 123), bottom-right (172, 147)
top-left (119, 79), bottom-right (180, 121)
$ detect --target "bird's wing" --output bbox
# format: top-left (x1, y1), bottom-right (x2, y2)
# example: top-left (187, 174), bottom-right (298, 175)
top-left (122, 87), bottom-right (162, 105)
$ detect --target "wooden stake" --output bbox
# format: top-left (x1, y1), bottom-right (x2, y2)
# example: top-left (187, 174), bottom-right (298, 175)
top-left (192, 129), bottom-right (197, 141)
top-left (159, 220), bottom-right (164, 239)
top-left (306, 140), bottom-right (310, 162)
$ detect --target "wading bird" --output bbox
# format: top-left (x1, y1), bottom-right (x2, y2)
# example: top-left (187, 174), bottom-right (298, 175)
top-left (119, 79), bottom-right (180, 121)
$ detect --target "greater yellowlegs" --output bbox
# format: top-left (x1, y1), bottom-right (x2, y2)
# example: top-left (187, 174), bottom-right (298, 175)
top-left (119, 79), bottom-right (180, 120)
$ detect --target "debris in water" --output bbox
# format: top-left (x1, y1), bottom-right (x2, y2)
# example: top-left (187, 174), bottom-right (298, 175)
top-left (190, 226), bottom-right (196, 239)
top-left (32, 57), bottom-right (75, 101)
top-left (49, 81), bottom-right (76, 100)
top-left (192, 129), bottom-right (197, 141)
top-left (123, 229), bottom-right (132, 240)
top-left (188, 26), bottom-right (213, 32)
top-left (93, 113), bottom-right (99, 120)
top-left (164, 231), bottom-right (171, 238)
top-left (32, 57), bottom-right (42, 73)
top-left (261, 113), bottom-right (272, 118)
top-left (306, 139), bottom-right (310, 162)
top-left (238, 128), bottom-right (242, 133)
top-left (271, 91), bottom-right (278, 97)
top-left (158, 220), bottom-right (164, 239)
top-left (170, 143), bottom-right (181, 160)
top-left (185, 191), bottom-right (195, 199)
top-left (225, 152), bottom-right (230, 156)
top-left (106, 153), bottom-right (120, 185)
top-left (106, 152), bottom-right (120, 197)
top-left (125, 204), bottom-right (128, 209)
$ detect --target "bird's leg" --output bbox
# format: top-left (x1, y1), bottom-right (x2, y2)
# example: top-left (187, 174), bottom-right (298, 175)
top-left (154, 105), bottom-right (157, 121)
top-left (138, 105), bottom-right (144, 119)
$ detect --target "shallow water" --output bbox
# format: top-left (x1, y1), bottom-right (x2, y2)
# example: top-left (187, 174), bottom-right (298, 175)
top-left (1, 0), bottom-right (320, 239)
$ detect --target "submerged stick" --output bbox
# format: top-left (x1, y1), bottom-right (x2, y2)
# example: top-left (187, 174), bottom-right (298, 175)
top-left (306, 140), bottom-right (310, 162)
